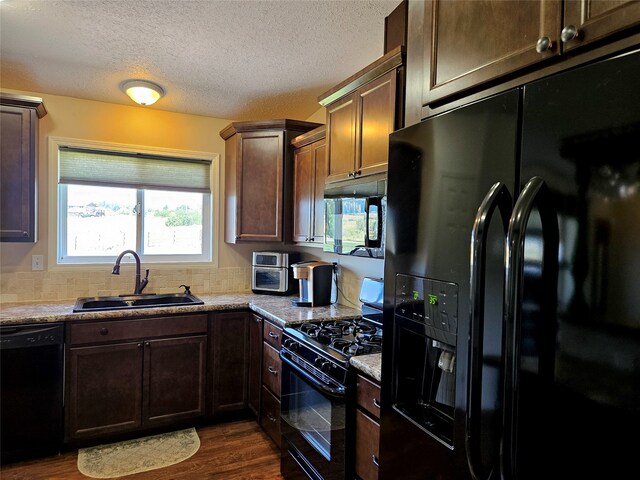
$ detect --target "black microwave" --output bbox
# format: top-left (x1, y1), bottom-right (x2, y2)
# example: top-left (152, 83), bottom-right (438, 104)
top-left (323, 176), bottom-right (386, 259)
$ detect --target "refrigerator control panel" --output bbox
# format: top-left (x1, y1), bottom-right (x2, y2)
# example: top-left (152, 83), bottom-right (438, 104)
top-left (394, 274), bottom-right (458, 344)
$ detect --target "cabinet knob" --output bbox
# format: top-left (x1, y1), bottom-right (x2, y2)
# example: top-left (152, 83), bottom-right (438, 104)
top-left (22, 231), bottom-right (29, 237)
top-left (145, 341), bottom-right (151, 347)
top-left (355, 170), bottom-right (361, 176)
top-left (255, 317), bottom-right (262, 323)
top-left (266, 412), bottom-right (277, 423)
top-left (348, 171), bottom-right (354, 178)
top-left (560, 25), bottom-right (580, 43)
top-left (99, 328), bottom-right (109, 336)
top-left (309, 237), bottom-right (314, 242)
top-left (137, 343), bottom-right (143, 348)
top-left (535, 36), bottom-right (552, 53)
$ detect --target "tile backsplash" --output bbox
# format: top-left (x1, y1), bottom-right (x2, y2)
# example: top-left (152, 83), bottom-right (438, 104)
top-left (0, 266), bottom-right (251, 303)
top-left (0, 265), bottom-right (366, 305)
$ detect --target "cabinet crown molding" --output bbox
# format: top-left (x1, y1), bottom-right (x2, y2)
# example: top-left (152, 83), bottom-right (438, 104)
top-left (220, 119), bottom-right (323, 140)
top-left (318, 46), bottom-right (405, 107)
top-left (1, 92), bottom-right (47, 118)
top-left (291, 125), bottom-right (326, 148)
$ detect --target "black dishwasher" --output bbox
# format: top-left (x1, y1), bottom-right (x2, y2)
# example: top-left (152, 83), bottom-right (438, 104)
top-left (1, 323), bottom-right (64, 464)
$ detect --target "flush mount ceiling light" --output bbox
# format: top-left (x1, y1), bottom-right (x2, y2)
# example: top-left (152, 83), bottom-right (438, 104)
top-left (120, 79), bottom-right (165, 106)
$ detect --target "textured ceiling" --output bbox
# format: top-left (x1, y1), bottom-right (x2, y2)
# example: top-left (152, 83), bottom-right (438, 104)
top-left (0, 0), bottom-right (399, 121)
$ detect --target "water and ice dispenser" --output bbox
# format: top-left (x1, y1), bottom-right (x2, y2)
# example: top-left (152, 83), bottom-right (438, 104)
top-left (392, 274), bottom-right (459, 448)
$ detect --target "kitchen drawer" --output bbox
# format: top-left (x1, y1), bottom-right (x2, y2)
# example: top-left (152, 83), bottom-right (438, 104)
top-left (356, 409), bottom-right (380, 480)
top-left (263, 320), bottom-right (282, 349)
top-left (262, 342), bottom-right (281, 397)
top-left (356, 374), bottom-right (381, 419)
top-left (69, 314), bottom-right (208, 346)
top-left (260, 385), bottom-right (281, 448)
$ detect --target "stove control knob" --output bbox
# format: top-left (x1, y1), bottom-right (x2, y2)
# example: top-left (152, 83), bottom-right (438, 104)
top-left (314, 356), bottom-right (331, 372)
top-left (284, 339), bottom-right (299, 351)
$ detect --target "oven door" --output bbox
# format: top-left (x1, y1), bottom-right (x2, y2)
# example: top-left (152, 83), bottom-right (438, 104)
top-left (252, 266), bottom-right (287, 292)
top-left (280, 352), bottom-right (346, 480)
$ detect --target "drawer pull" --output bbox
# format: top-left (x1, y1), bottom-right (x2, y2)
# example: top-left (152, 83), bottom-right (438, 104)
top-left (145, 341), bottom-right (150, 347)
top-left (99, 328), bottom-right (109, 336)
top-left (266, 412), bottom-right (277, 423)
top-left (372, 455), bottom-right (379, 467)
top-left (255, 317), bottom-right (262, 323)
top-left (268, 331), bottom-right (279, 339)
top-left (137, 343), bottom-right (143, 348)
top-left (373, 398), bottom-right (381, 408)
top-left (267, 366), bottom-right (278, 375)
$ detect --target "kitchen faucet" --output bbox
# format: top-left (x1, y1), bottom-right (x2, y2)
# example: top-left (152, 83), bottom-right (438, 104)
top-left (112, 250), bottom-right (149, 295)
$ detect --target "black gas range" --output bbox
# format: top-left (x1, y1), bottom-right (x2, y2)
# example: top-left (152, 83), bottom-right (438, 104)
top-left (280, 278), bottom-right (383, 480)
top-left (282, 315), bottom-right (382, 386)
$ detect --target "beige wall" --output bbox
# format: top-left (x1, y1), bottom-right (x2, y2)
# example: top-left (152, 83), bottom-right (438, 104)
top-left (0, 91), bottom-right (382, 304)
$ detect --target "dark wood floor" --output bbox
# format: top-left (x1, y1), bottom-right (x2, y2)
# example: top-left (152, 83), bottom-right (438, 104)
top-left (1, 419), bottom-right (283, 480)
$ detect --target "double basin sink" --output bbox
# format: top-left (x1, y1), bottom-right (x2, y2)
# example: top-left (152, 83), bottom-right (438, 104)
top-left (73, 293), bottom-right (204, 313)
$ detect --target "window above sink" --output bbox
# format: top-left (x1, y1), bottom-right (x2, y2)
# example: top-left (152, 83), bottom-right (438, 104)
top-left (48, 137), bottom-right (220, 266)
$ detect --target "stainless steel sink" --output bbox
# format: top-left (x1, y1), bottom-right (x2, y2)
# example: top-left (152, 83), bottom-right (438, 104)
top-left (73, 293), bottom-right (204, 312)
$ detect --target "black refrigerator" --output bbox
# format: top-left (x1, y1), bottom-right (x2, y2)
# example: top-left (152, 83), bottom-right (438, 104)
top-left (380, 48), bottom-right (640, 480)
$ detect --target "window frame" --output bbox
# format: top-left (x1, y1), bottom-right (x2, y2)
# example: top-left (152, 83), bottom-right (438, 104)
top-left (48, 136), bottom-right (220, 269)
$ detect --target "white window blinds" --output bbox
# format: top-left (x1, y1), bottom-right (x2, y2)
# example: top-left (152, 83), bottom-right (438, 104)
top-left (58, 147), bottom-right (211, 193)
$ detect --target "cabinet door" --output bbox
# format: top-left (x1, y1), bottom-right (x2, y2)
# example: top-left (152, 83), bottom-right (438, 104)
top-left (0, 106), bottom-right (36, 242)
top-left (236, 131), bottom-right (284, 241)
top-left (260, 385), bottom-right (281, 448)
top-left (355, 409), bottom-right (380, 480)
top-left (262, 342), bottom-right (281, 397)
top-left (248, 314), bottom-right (263, 415)
top-left (357, 70), bottom-right (397, 178)
top-left (67, 343), bottom-right (143, 440)
top-left (326, 94), bottom-right (357, 183)
top-left (211, 312), bottom-right (249, 414)
top-left (423, 0), bottom-right (562, 105)
top-left (292, 145), bottom-right (313, 243)
top-left (562, 0), bottom-right (640, 52)
top-left (310, 140), bottom-right (327, 244)
top-left (143, 335), bottom-right (206, 427)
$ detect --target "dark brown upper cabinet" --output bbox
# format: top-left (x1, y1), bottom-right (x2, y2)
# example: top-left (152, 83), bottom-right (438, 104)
top-left (220, 119), bottom-right (321, 243)
top-left (420, 0), bottom-right (640, 108)
top-left (319, 46), bottom-right (405, 185)
top-left (0, 93), bottom-right (47, 243)
top-left (291, 126), bottom-right (326, 246)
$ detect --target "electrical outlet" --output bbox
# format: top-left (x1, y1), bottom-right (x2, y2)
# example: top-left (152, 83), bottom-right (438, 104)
top-left (31, 255), bottom-right (44, 271)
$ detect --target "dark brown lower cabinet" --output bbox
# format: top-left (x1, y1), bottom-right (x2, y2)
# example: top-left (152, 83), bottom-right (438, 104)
top-left (260, 385), bottom-right (281, 448)
top-left (67, 342), bottom-right (143, 440)
top-left (144, 336), bottom-right (207, 427)
top-left (356, 410), bottom-right (380, 480)
top-left (65, 315), bottom-right (208, 442)
top-left (210, 311), bottom-right (250, 415)
top-left (248, 314), bottom-right (263, 415)
top-left (355, 373), bottom-right (381, 480)
top-left (260, 319), bottom-right (283, 446)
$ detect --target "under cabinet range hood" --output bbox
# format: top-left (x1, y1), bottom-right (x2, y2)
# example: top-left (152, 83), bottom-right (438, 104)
top-left (323, 175), bottom-right (386, 259)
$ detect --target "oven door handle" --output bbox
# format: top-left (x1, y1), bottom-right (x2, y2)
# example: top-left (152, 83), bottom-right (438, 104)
top-left (280, 351), bottom-right (346, 398)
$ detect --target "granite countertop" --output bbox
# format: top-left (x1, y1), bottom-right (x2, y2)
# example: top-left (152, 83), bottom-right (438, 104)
top-left (350, 353), bottom-right (382, 382)
top-left (0, 293), bottom-right (361, 329)
top-left (0, 292), bottom-right (380, 377)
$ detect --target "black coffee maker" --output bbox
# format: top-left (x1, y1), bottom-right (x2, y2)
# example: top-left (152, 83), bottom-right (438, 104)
top-left (290, 261), bottom-right (333, 307)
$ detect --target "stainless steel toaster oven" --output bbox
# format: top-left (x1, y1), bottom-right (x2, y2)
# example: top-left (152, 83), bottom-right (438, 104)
top-left (251, 251), bottom-right (299, 295)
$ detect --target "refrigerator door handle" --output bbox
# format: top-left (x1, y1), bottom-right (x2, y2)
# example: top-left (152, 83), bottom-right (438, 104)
top-left (502, 176), bottom-right (559, 480)
top-left (466, 182), bottom-right (512, 480)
